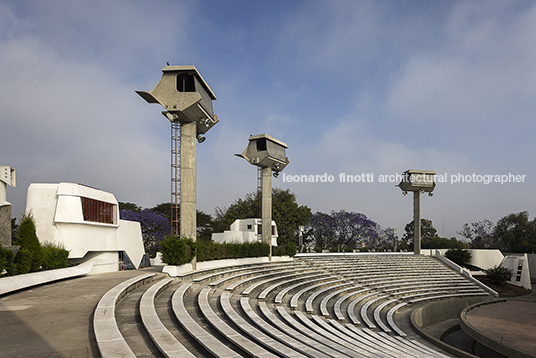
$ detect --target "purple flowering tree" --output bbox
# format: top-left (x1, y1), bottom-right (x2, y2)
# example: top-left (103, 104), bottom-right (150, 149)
top-left (457, 219), bottom-right (499, 249)
top-left (120, 209), bottom-right (171, 257)
top-left (308, 212), bottom-right (333, 250)
top-left (309, 210), bottom-right (386, 250)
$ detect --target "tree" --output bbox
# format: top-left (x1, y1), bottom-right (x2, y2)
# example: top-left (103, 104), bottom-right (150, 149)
top-left (308, 210), bottom-right (383, 251)
top-left (120, 209), bottom-right (170, 257)
top-left (214, 189), bottom-right (311, 250)
top-left (401, 218), bottom-right (438, 250)
top-left (14, 212), bottom-right (43, 274)
top-left (271, 189), bottom-right (312, 250)
top-left (484, 265), bottom-right (513, 284)
top-left (196, 210), bottom-right (215, 241)
top-left (150, 202), bottom-right (172, 222)
top-left (422, 236), bottom-right (468, 249)
top-left (457, 220), bottom-right (499, 249)
top-left (445, 248), bottom-right (472, 266)
top-left (150, 202), bottom-right (215, 240)
top-left (494, 211), bottom-right (536, 252)
top-left (118, 202), bottom-right (142, 212)
top-left (307, 212), bottom-right (333, 250)
top-left (0, 247), bottom-right (16, 276)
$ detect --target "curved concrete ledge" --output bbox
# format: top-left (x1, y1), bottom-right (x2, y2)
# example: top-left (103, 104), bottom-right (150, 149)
top-left (162, 255), bottom-right (293, 277)
top-left (0, 260), bottom-right (94, 296)
top-left (410, 297), bottom-right (493, 358)
top-left (139, 278), bottom-right (196, 358)
top-left (460, 300), bottom-right (536, 358)
top-left (93, 273), bottom-right (156, 358)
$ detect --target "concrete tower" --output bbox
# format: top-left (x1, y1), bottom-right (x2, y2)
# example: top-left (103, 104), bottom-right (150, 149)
top-left (136, 65), bottom-right (219, 265)
top-left (398, 169), bottom-right (436, 255)
top-left (236, 134), bottom-right (289, 260)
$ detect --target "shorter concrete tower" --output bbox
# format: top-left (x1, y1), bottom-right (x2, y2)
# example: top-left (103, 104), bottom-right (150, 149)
top-left (398, 169), bottom-right (436, 255)
top-left (236, 134), bottom-right (289, 260)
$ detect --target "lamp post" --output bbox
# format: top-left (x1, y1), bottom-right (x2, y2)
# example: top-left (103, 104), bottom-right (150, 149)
top-left (398, 170), bottom-right (436, 255)
top-left (236, 134), bottom-right (289, 260)
top-left (136, 65), bottom-right (219, 268)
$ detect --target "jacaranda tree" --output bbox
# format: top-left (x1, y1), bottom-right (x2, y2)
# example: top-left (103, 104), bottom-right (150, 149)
top-left (120, 209), bottom-right (170, 257)
top-left (308, 210), bottom-right (385, 251)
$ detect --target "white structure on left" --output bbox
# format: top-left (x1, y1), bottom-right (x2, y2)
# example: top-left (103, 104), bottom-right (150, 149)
top-left (25, 183), bottom-right (145, 274)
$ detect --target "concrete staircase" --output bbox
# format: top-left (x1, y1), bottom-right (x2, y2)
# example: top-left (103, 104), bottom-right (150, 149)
top-left (93, 255), bottom-right (494, 357)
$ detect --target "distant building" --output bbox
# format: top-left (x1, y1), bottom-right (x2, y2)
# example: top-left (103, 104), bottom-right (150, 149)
top-left (211, 218), bottom-right (278, 246)
top-left (25, 183), bottom-right (145, 274)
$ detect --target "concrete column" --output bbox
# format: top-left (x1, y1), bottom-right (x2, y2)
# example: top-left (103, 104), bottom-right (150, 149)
top-left (180, 121), bottom-right (197, 240)
top-left (0, 182), bottom-right (11, 248)
top-left (262, 166), bottom-right (272, 261)
top-left (0, 203), bottom-right (11, 248)
top-left (413, 190), bottom-right (421, 255)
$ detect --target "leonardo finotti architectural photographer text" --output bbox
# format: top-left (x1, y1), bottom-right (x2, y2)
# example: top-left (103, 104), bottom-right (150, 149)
top-left (281, 172), bottom-right (527, 184)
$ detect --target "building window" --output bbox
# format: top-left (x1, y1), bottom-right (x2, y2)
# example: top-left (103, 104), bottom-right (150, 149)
top-left (81, 197), bottom-right (115, 224)
top-left (247, 225), bottom-right (252, 230)
top-left (256, 224), bottom-right (276, 235)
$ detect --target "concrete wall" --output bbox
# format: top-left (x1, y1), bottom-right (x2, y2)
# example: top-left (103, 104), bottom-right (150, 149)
top-left (423, 249), bottom-right (504, 270)
top-left (500, 254), bottom-right (532, 290)
top-left (410, 297), bottom-right (494, 358)
top-left (528, 254), bottom-right (536, 279)
top-left (26, 183), bottom-right (145, 273)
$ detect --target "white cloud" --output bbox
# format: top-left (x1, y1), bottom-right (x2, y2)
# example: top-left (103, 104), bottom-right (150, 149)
top-left (387, 2), bottom-right (536, 125)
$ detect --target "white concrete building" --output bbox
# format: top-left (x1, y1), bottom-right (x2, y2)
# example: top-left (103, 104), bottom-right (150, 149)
top-left (25, 183), bottom-right (145, 274)
top-left (211, 218), bottom-right (278, 246)
top-left (501, 254), bottom-right (532, 290)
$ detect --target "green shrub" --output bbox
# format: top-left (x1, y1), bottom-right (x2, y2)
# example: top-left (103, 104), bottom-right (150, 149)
top-left (273, 244), bottom-right (296, 257)
top-left (484, 265), bottom-right (513, 285)
top-left (0, 247), bottom-right (16, 276)
top-left (161, 238), bottom-right (290, 264)
top-left (14, 212), bottom-right (43, 273)
top-left (444, 248), bottom-right (472, 266)
top-left (197, 240), bottom-right (224, 262)
top-left (14, 248), bottom-right (32, 274)
top-left (41, 242), bottom-right (70, 270)
top-left (160, 236), bottom-right (196, 265)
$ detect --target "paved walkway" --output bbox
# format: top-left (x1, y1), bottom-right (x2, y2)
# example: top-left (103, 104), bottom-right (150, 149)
top-left (0, 267), bottom-right (163, 358)
top-left (465, 300), bottom-right (536, 357)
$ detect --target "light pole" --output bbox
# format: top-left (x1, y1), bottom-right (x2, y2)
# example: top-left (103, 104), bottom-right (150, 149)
top-left (136, 65), bottom-right (219, 267)
top-left (398, 170), bottom-right (436, 255)
top-left (236, 134), bottom-right (289, 260)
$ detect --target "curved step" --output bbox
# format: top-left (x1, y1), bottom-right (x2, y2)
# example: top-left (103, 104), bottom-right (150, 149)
top-left (171, 283), bottom-right (243, 358)
top-left (219, 291), bottom-right (309, 358)
top-left (140, 278), bottom-right (196, 358)
top-left (238, 297), bottom-right (331, 358)
top-left (93, 273), bottom-right (156, 358)
top-left (197, 287), bottom-right (277, 358)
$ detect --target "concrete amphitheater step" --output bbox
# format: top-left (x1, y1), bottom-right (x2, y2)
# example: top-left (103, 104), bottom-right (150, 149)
top-left (153, 281), bottom-right (209, 357)
top-left (93, 272), bottom-right (160, 358)
top-left (140, 278), bottom-right (197, 358)
top-left (172, 282), bottom-right (245, 357)
top-left (114, 278), bottom-right (165, 357)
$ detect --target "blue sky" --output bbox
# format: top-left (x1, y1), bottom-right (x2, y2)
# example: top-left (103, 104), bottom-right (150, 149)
top-left (1, 0), bottom-right (535, 239)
